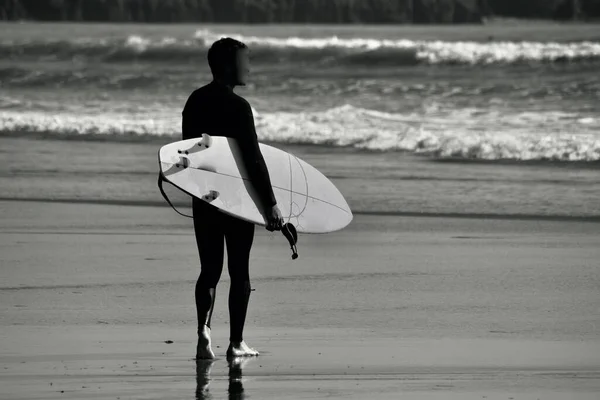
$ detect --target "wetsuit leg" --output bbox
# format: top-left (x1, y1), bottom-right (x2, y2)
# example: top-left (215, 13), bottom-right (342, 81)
top-left (193, 199), bottom-right (224, 330)
top-left (224, 214), bottom-right (255, 343)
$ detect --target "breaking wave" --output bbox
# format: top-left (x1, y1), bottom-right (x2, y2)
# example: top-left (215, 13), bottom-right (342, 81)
top-left (2, 105), bottom-right (599, 162)
top-left (1, 29), bottom-right (599, 66)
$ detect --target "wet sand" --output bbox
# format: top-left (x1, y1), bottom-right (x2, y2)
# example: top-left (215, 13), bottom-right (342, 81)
top-left (2, 324), bottom-right (599, 400)
top-left (1, 200), bottom-right (599, 399)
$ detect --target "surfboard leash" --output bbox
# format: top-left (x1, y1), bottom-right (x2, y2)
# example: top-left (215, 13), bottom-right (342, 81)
top-left (160, 171), bottom-right (299, 260)
top-left (157, 171), bottom-right (194, 218)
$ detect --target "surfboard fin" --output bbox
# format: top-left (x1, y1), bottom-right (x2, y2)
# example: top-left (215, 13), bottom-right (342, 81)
top-left (282, 223), bottom-right (299, 260)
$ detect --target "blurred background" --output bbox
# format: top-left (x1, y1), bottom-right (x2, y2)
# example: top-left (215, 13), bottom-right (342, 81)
top-left (2, 1), bottom-right (600, 23)
top-left (0, 0), bottom-right (599, 218)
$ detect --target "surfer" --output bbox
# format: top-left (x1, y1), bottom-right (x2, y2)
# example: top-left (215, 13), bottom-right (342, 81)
top-left (182, 37), bottom-right (284, 359)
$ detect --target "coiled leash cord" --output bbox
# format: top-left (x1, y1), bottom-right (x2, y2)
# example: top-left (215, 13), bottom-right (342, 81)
top-left (159, 172), bottom-right (299, 260)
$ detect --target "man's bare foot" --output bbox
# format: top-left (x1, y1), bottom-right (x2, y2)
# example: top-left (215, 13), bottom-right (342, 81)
top-left (226, 340), bottom-right (259, 358)
top-left (228, 356), bottom-right (255, 369)
top-left (196, 325), bottom-right (216, 360)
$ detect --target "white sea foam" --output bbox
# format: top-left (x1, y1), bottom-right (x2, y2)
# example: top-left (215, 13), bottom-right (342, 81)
top-left (2, 105), bottom-right (599, 162)
top-left (124, 35), bottom-right (182, 52)
top-left (0, 110), bottom-right (178, 138)
top-left (194, 29), bottom-right (600, 64)
top-left (254, 105), bottom-right (600, 161)
top-left (3, 31), bottom-right (598, 65)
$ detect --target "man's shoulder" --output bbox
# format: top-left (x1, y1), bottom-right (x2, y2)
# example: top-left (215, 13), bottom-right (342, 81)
top-left (230, 92), bottom-right (252, 112)
top-left (187, 84), bottom-right (212, 100)
top-left (186, 85), bottom-right (247, 103)
top-left (182, 84), bottom-right (213, 114)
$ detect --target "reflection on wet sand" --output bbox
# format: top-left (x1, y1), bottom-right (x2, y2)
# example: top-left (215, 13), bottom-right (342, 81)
top-left (196, 356), bottom-right (256, 399)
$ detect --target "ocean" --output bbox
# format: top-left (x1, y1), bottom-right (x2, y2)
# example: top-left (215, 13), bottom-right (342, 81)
top-left (1, 22), bottom-right (599, 218)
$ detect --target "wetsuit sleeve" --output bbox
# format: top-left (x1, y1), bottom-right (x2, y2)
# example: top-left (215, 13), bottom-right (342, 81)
top-left (234, 99), bottom-right (277, 210)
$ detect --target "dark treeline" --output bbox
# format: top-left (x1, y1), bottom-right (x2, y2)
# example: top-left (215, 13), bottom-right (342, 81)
top-left (1, 0), bottom-right (599, 23)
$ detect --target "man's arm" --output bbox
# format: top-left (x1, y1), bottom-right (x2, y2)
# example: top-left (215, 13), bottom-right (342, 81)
top-left (234, 99), bottom-right (277, 210)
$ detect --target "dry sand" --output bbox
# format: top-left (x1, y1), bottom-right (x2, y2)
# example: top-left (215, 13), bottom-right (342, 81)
top-left (1, 200), bottom-right (599, 399)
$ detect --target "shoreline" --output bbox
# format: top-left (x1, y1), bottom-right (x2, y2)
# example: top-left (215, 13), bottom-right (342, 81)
top-left (2, 197), bottom-right (600, 223)
top-left (2, 132), bottom-right (600, 167)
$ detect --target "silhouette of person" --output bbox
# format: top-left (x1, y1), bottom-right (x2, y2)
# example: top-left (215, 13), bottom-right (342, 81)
top-left (182, 37), bottom-right (284, 359)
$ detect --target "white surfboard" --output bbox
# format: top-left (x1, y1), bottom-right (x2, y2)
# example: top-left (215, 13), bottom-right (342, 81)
top-left (157, 134), bottom-right (352, 234)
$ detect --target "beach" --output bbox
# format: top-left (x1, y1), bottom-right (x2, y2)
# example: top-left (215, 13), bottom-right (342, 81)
top-left (1, 199), bottom-right (599, 399)
top-left (1, 20), bottom-right (600, 399)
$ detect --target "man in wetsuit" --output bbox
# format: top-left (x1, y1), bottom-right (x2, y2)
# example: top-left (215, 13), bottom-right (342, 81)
top-left (182, 38), bottom-right (284, 359)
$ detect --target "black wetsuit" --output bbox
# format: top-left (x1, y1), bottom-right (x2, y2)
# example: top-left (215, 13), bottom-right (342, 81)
top-left (182, 80), bottom-right (276, 343)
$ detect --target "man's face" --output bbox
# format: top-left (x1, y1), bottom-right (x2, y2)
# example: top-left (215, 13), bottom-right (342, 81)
top-left (234, 48), bottom-right (250, 86)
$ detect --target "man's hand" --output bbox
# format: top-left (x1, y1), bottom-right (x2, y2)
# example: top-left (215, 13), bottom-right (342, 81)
top-left (265, 204), bottom-right (284, 232)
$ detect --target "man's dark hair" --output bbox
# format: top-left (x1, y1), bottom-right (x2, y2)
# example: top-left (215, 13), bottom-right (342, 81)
top-left (207, 37), bottom-right (248, 78)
